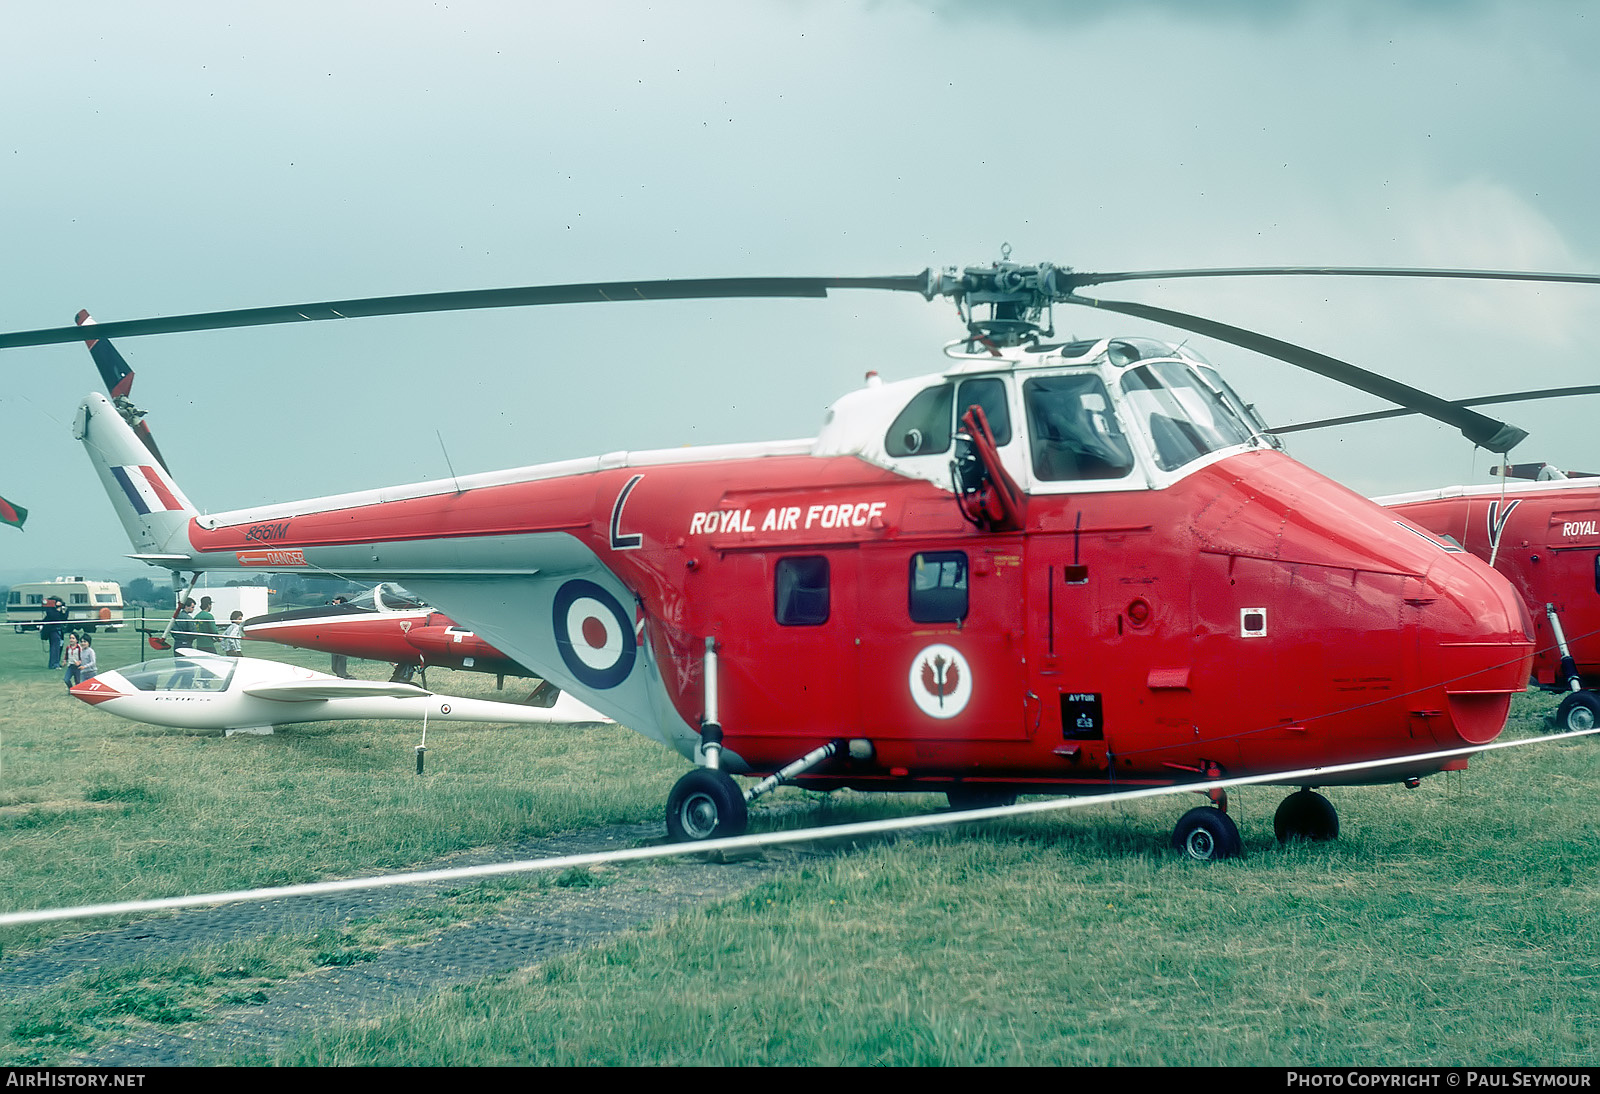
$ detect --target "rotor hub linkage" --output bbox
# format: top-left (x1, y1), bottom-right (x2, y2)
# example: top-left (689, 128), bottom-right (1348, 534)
top-left (924, 262), bottom-right (1083, 348)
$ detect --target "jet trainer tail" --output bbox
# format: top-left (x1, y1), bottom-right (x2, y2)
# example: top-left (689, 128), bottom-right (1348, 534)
top-left (75, 391), bottom-right (196, 564)
top-left (77, 310), bottom-right (169, 471)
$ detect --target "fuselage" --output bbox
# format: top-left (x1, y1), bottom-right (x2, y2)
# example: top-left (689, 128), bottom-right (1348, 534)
top-left (80, 337), bottom-right (1535, 790)
top-left (70, 653), bottom-right (609, 731)
top-left (243, 588), bottom-right (531, 677)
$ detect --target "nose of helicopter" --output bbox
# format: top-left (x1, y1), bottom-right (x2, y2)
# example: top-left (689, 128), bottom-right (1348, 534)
top-left (1409, 549), bottom-right (1535, 747)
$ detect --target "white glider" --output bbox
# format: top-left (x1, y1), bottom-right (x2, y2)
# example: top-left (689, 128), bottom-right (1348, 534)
top-left (69, 652), bottom-right (612, 733)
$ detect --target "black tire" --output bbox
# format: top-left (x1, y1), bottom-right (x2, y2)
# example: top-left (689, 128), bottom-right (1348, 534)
top-left (1554, 691), bottom-right (1600, 734)
top-left (945, 788), bottom-right (1018, 812)
top-left (1273, 789), bottom-right (1339, 843)
top-left (1170, 806), bottom-right (1243, 862)
top-left (665, 768), bottom-right (748, 842)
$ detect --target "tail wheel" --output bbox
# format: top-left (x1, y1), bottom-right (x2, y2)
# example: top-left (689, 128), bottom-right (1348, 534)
top-left (666, 768), bottom-right (748, 842)
top-left (1171, 806), bottom-right (1243, 862)
top-left (1273, 789), bottom-right (1339, 843)
top-left (1554, 691), bottom-right (1600, 733)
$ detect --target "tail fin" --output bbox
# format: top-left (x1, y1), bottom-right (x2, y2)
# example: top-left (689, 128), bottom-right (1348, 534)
top-left (76, 310), bottom-right (170, 471)
top-left (75, 392), bottom-right (196, 563)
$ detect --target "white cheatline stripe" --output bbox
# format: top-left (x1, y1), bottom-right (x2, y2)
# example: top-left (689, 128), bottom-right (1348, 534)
top-left (3, 727), bottom-right (1594, 928)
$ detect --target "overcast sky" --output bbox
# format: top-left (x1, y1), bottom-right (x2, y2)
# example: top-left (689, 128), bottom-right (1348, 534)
top-left (5, 0), bottom-right (1600, 582)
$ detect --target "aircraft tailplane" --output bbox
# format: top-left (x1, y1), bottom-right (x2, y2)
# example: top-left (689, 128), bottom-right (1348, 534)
top-left (75, 391), bottom-right (196, 563)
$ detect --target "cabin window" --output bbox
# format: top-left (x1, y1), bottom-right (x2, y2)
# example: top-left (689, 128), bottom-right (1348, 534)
top-left (775, 556), bottom-right (830, 625)
top-left (1023, 376), bottom-right (1135, 481)
top-left (1121, 362), bottom-right (1255, 472)
top-left (886, 383), bottom-right (954, 457)
top-left (95, 593), bottom-right (119, 604)
top-left (956, 377), bottom-right (1012, 446)
top-left (71, 593), bottom-right (88, 605)
top-left (120, 658), bottom-right (236, 693)
top-left (910, 552), bottom-right (968, 623)
top-left (6, 592), bottom-right (17, 605)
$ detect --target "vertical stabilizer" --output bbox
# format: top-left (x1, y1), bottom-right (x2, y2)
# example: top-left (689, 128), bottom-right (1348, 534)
top-left (76, 310), bottom-right (170, 471)
top-left (75, 392), bottom-right (196, 563)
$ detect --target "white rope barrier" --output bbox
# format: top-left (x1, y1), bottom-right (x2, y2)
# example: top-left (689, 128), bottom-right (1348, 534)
top-left (2, 727), bottom-right (1594, 928)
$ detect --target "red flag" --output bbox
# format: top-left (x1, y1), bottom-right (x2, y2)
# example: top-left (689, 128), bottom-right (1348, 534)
top-left (0, 494), bottom-right (25, 531)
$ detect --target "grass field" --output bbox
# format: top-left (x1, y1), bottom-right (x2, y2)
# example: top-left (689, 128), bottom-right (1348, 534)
top-left (2, 628), bottom-right (1597, 1065)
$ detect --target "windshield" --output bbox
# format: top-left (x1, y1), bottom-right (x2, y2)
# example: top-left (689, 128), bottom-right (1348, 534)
top-left (1120, 361), bottom-right (1257, 472)
top-left (1195, 364), bottom-right (1278, 447)
top-left (347, 583), bottom-right (429, 612)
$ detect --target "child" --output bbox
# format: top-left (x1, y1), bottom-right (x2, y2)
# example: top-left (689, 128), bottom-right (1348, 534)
top-left (221, 611), bottom-right (244, 656)
top-left (63, 633), bottom-right (81, 688)
top-left (77, 636), bottom-right (97, 682)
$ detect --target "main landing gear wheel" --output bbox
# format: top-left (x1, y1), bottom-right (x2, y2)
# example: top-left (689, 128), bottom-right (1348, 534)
top-left (1171, 806), bottom-right (1243, 862)
top-left (1553, 691), bottom-right (1600, 733)
top-left (666, 768), bottom-right (749, 842)
top-left (1273, 789), bottom-right (1339, 843)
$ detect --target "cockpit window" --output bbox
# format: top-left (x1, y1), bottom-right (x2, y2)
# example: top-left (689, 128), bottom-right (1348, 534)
top-left (886, 383), bottom-right (955, 458)
top-left (955, 378), bottom-right (1012, 446)
top-left (120, 656), bottom-right (237, 693)
top-left (1023, 375), bottom-right (1135, 481)
top-left (1121, 362), bottom-right (1257, 472)
top-left (376, 584), bottom-right (427, 611)
top-left (348, 584), bottom-right (429, 612)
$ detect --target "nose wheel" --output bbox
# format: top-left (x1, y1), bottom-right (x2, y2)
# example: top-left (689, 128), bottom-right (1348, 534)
top-left (666, 768), bottom-right (748, 842)
top-left (1170, 806), bottom-right (1243, 862)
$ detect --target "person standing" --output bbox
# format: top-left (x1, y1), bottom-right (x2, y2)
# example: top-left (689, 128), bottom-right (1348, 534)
top-left (172, 598), bottom-right (198, 652)
top-left (221, 611), bottom-right (244, 656)
top-left (63, 633), bottom-right (82, 687)
top-left (77, 636), bottom-right (97, 681)
top-left (195, 596), bottom-right (218, 654)
top-left (41, 597), bottom-right (67, 669)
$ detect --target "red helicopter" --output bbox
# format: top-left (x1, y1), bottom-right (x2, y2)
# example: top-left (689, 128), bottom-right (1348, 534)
top-left (1377, 465), bottom-right (1600, 733)
top-left (20, 260), bottom-right (1585, 859)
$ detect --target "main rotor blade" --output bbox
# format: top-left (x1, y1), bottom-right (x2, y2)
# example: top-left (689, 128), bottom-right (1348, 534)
top-left (1065, 293), bottom-right (1528, 452)
top-left (1271, 384), bottom-right (1600, 435)
top-left (1066, 266), bottom-right (1600, 291)
top-left (0, 273), bottom-right (934, 350)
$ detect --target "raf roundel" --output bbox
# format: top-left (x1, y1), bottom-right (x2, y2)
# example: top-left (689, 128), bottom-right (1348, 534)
top-left (552, 579), bottom-right (638, 690)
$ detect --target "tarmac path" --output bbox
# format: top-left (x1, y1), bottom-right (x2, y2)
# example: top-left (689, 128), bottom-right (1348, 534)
top-left (0, 819), bottom-right (836, 1065)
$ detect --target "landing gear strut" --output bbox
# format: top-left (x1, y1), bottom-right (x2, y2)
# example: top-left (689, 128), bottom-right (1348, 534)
top-left (666, 637), bottom-right (845, 843)
top-left (1274, 789), bottom-right (1339, 842)
top-left (1545, 604), bottom-right (1600, 733)
top-left (665, 740), bottom-right (846, 842)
